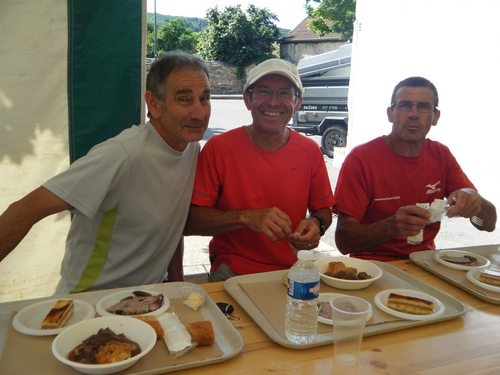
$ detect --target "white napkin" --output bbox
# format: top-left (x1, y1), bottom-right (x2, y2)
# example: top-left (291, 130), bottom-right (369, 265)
top-left (158, 312), bottom-right (196, 358)
top-left (407, 199), bottom-right (449, 245)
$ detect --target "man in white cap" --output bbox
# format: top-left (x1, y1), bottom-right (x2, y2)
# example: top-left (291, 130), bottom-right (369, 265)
top-left (185, 59), bottom-right (334, 282)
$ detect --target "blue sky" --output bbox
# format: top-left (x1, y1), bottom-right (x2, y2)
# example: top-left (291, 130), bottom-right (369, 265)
top-left (147, 0), bottom-right (310, 30)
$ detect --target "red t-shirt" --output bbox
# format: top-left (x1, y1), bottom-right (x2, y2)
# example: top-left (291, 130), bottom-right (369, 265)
top-left (332, 136), bottom-right (475, 261)
top-left (191, 126), bottom-right (334, 274)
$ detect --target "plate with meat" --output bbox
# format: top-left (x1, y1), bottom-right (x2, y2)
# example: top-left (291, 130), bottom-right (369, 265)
top-left (433, 250), bottom-right (490, 271)
top-left (96, 289), bottom-right (170, 317)
top-left (317, 293), bottom-right (372, 325)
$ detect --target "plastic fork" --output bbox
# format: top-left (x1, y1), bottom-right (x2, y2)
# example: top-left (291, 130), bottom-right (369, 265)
top-left (471, 216), bottom-right (483, 227)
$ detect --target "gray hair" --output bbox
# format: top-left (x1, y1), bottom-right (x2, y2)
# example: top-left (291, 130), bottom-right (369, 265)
top-left (146, 50), bottom-right (209, 102)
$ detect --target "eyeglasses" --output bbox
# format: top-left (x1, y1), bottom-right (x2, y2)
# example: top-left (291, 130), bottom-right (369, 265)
top-left (247, 87), bottom-right (297, 101)
top-left (391, 101), bottom-right (437, 113)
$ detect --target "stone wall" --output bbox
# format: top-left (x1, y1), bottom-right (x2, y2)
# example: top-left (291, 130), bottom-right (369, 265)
top-left (207, 61), bottom-right (252, 95)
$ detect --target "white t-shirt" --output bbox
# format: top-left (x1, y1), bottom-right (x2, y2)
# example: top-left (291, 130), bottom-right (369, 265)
top-left (43, 122), bottom-right (199, 294)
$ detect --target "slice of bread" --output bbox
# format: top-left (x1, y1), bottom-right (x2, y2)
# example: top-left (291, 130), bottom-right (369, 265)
top-left (41, 299), bottom-right (74, 329)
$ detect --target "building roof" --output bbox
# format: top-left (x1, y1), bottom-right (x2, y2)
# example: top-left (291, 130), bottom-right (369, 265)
top-left (279, 18), bottom-right (343, 43)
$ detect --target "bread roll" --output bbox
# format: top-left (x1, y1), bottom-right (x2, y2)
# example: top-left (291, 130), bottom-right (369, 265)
top-left (133, 315), bottom-right (164, 338)
top-left (187, 321), bottom-right (214, 346)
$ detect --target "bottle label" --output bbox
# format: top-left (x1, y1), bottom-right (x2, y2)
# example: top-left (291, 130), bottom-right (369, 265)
top-left (287, 280), bottom-right (320, 300)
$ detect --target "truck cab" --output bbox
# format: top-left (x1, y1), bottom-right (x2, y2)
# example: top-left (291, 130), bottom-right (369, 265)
top-left (291, 44), bottom-right (351, 158)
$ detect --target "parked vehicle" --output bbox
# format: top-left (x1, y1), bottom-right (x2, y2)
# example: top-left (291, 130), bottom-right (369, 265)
top-left (291, 44), bottom-right (351, 158)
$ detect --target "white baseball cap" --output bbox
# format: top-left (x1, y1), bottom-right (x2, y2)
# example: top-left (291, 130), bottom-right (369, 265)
top-left (243, 59), bottom-right (304, 94)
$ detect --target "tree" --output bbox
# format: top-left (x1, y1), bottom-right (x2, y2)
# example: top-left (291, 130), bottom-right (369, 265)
top-left (197, 5), bottom-right (281, 71)
top-left (306, 0), bottom-right (356, 40)
top-left (146, 18), bottom-right (199, 57)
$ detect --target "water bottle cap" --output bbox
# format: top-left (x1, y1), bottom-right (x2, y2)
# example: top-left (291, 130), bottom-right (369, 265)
top-left (297, 250), bottom-right (313, 261)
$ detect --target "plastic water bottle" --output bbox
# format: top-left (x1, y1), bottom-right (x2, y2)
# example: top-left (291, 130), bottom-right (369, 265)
top-left (285, 250), bottom-right (320, 344)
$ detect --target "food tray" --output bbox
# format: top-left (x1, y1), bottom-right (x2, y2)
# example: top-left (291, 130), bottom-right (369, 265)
top-left (224, 261), bottom-right (466, 349)
top-left (410, 244), bottom-right (500, 304)
top-left (0, 282), bottom-right (244, 374)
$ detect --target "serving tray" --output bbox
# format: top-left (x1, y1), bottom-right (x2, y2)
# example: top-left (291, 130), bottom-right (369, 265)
top-left (410, 244), bottom-right (500, 305)
top-left (224, 261), bottom-right (466, 349)
top-left (0, 282), bottom-right (244, 374)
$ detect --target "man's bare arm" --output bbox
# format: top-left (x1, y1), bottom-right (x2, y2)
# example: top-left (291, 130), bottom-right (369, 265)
top-left (166, 237), bottom-right (184, 282)
top-left (335, 207), bottom-right (431, 255)
top-left (184, 205), bottom-right (293, 243)
top-left (0, 186), bottom-right (71, 261)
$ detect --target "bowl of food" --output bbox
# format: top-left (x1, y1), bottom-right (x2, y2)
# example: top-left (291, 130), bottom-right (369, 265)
top-left (52, 316), bottom-right (156, 374)
top-left (314, 256), bottom-right (382, 290)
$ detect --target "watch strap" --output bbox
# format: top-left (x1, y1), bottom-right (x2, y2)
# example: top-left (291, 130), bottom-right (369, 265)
top-left (311, 215), bottom-right (326, 236)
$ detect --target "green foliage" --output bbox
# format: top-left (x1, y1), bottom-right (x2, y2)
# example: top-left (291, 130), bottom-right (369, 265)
top-left (147, 13), bottom-right (208, 32)
top-left (146, 18), bottom-right (199, 57)
top-left (197, 5), bottom-right (281, 71)
top-left (306, 0), bottom-right (356, 40)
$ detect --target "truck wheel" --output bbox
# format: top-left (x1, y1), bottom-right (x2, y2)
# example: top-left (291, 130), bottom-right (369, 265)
top-left (321, 126), bottom-right (347, 158)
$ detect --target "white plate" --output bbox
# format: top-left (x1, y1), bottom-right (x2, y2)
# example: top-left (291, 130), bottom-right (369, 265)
top-left (96, 289), bottom-right (170, 317)
top-left (374, 289), bottom-right (445, 321)
top-left (12, 299), bottom-right (95, 336)
top-left (467, 269), bottom-right (500, 293)
top-left (433, 250), bottom-right (490, 270)
top-left (317, 293), bottom-right (372, 325)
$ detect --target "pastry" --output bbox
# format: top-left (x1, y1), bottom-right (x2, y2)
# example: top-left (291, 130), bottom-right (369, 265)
top-left (386, 293), bottom-right (434, 315)
top-left (479, 269), bottom-right (500, 286)
top-left (41, 299), bottom-right (74, 329)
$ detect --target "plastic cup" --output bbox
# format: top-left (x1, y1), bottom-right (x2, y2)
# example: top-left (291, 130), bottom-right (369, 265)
top-left (330, 296), bottom-right (371, 366)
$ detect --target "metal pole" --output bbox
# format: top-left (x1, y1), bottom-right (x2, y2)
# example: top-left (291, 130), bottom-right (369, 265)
top-left (154, 0), bottom-right (157, 59)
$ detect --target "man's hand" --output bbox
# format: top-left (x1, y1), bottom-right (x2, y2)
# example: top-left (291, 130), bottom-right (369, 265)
top-left (447, 188), bottom-right (497, 232)
top-left (447, 188), bottom-right (481, 218)
top-left (388, 205), bottom-right (432, 238)
top-left (242, 207), bottom-right (293, 243)
top-left (288, 218), bottom-right (321, 250)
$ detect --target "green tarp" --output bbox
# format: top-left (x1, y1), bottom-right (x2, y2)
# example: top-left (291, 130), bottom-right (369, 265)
top-left (68, 0), bottom-right (143, 162)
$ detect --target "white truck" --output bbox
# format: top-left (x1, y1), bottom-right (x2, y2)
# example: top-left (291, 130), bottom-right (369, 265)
top-left (291, 44), bottom-right (351, 158)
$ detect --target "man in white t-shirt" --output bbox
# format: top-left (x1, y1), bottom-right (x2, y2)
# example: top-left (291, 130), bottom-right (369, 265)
top-left (0, 51), bottom-right (211, 293)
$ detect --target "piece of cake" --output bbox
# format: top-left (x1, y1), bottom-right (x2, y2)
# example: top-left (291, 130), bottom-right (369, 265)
top-left (386, 293), bottom-right (434, 315)
top-left (187, 320), bottom-right (215, 346)
top-left (41, 299), bottom-right (74, 329)
top-left (479, 269), bottom-right (500, 286)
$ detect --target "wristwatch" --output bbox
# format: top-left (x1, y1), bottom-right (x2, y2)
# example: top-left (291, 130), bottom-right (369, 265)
top-left (311, 215), bottom-right (326, 236)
